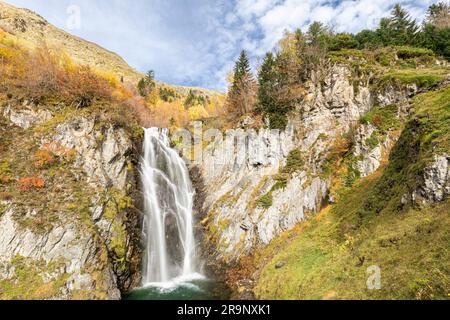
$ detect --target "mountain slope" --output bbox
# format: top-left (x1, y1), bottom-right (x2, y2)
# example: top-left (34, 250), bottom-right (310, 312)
top-left (0, 0), bottom-right (221, 98)
top-left (0, 0), bottom-right (142, 84)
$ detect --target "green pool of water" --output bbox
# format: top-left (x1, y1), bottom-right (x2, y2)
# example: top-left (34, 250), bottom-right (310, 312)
top-left (124, 278), bottom-right (229, 300)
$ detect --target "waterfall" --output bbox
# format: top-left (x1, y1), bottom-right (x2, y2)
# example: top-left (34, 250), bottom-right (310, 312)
top-left (140, 127), bottom-right (200, 287)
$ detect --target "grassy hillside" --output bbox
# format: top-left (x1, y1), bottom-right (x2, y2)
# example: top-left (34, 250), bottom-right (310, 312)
top-left (252, 86), bottom-right (450, 300)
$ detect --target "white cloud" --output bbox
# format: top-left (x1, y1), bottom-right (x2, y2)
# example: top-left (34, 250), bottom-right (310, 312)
top-left (4, 0), bottom-right (439, 91)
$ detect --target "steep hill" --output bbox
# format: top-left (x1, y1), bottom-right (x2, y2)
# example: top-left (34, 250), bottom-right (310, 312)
top-left (0, 0), bottom-right (221, 98)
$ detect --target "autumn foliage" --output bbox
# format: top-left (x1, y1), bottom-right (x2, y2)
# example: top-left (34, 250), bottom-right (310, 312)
top-left (18, 177), bottom-right (46, 191)
top-left (0, 28), bottom-right (226, 129)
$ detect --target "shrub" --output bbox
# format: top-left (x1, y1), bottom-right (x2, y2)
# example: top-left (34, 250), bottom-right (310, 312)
top-left (256, 192), bottom-right (273, 209)
top-left (0, 161), bottom-right (13, 185)
top-left (268, 113), bottom-right (288, 130)
top-left (272, 175), bottom-right (288, 191)
top-left (329, 33), bottom-right (359, 51)
top-left (18, 177), bottom-right (45, 191)
top-left (41, 142), bottom-right (76, 160)
top-left (34, 149), bottom-right (56, 169)
top-left (159, 87), bottom-right (176, 102)
top-left (396, 46), bottom-right (435, 60)
top-left (284, 149), bottom-right (304, 174)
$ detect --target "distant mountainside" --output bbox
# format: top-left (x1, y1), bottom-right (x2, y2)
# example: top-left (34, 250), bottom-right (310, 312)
top-left (0, 0), bottom-right (220, 97)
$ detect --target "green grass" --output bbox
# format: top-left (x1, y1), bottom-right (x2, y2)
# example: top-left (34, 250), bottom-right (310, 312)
top-left (284, 149), bottom-right (305, 174)
top-left (256, 192), bottom-right (273, 209)
top-left (255, 173), bottom-right (449, 300)
top-left (360, 104), bottom-right (401, 134)
top-left (0, 256), bottom-right (69, 300)
top-left (379, 69), bottom-right (447, 89)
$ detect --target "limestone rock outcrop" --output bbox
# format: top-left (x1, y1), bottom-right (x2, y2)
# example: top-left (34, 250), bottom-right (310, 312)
top-left (0, 101), bottom-right (141, 299)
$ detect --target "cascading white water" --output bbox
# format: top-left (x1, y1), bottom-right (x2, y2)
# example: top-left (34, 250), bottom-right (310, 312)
top-left (140, 127), bottom-right (201, 287)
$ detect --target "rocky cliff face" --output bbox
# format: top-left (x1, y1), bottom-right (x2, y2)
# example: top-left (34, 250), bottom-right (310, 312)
top-left (0, 99), bottom-right (142, 299)
top-left (195, 62), bottom-right (446, 268)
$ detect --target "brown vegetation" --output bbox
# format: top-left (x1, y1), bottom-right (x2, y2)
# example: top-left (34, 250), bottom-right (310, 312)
top-left (18, 177), bottom-right (46, 191)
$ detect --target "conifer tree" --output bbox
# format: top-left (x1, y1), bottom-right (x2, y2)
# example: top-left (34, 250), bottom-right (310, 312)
top-left (256, 52), bottom-right (292, 129)
top-left (388, 4), bottom-right (419, 45)
top-left (232, 50), bottom-right (252, 93)
top-left (257, 52), bottom-right (277, 114)
top-left (227, 50), bottom-right (256, 116)
top-left (137, 70), bottom-right (156, 97)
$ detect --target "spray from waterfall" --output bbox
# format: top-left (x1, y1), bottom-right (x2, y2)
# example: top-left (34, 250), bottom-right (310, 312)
top-left (140, 127), bottom-right (201, 287)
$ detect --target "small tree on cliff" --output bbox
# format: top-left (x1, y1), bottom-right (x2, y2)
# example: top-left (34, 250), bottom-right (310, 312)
top-left (138, 70), bottom-right (156, 97)
top-left (379, 4), bottom-right (419, 46)
top-left (256, 52), bottom-right (292, 129)
top-left (227, 50), bottom-right (256, 116)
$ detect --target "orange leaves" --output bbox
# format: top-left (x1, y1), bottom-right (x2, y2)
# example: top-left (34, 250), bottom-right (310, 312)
top-left (18, 177), bottom-right (45, 191)
top-left (0, 42), bottom-right (123, 106)
top-left (34, 149), bottom-right (56, 169)
top-left (0, 175), bottom-right (13, 185)
top-left (42, 142), bottom-right (76, 159)
top-left (34, 142), bottom-right (76, 169)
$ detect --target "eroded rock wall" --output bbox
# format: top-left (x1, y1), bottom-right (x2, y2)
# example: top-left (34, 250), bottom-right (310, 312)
top-left (197, 64), bottom-right (417, 264)
top-left (0, 100), bottom-right (142, 299)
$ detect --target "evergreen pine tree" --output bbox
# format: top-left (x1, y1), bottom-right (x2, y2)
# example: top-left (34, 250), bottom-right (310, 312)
top-left (389, 4), bottom-right (419, 45)
top-left (227, 50), bottom-right (256, 116)
top-left (257, 52), bottom-right (278, 114)
top-left (307, 22), bottom-right (328, 46)
top-left (137, 70), bottom-right (156, 97)
top-left (232, 50), bottom-right (252, 94)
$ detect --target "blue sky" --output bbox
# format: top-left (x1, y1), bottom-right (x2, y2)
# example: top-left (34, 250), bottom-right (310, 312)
top-left (5, 0), bottom-right (437, 90)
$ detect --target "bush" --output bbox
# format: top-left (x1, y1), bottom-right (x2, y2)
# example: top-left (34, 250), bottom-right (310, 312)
top-left (18, 177), bottom-right (45, 191)
top-left (256, 192), bottom-right (273, 209)
top-left (0, 38), bottom-right (135, 109)
top-left (268, 113), bottom-right (288, 130)
top-left (284, 149), bottom-right (304, 174)
top-left (396, 46), bottom-right (435, 59)
top-left (34, 149), bottom-right (56, 169)
top-left (159, 87), bottom-right (176, 102)
top-left (329, 33), bottom-right (359, 51)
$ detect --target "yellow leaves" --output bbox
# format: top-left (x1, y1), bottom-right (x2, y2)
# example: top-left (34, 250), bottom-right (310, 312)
top-left (188, 104), bottom-right (209, 120)
top-left (59, 51), bottom-right (76, 73)
top-left (146, 90), bottom-right (159, 105)
top-left (112, 85), bottom-right (133, 101)
top-left (95, 69), bottom-right (119, 87)
top-left (0, 46), bottom-right (16, 61)
top-left (0, 28), bottom-right (19, 48)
